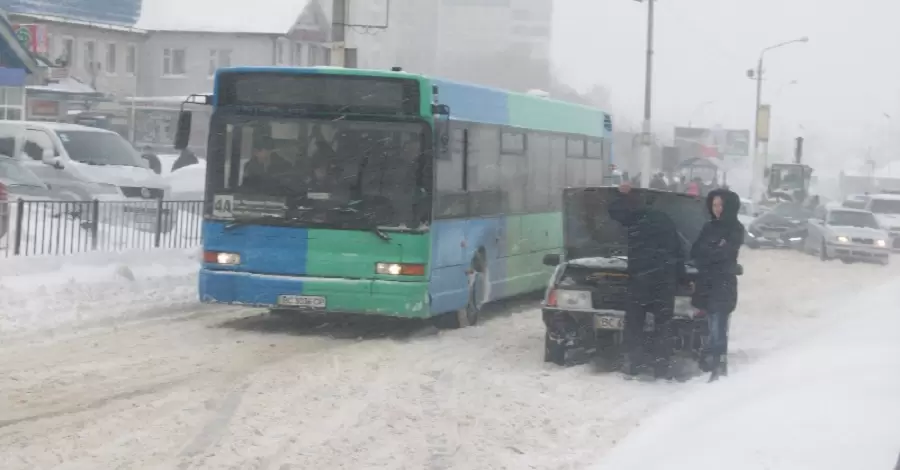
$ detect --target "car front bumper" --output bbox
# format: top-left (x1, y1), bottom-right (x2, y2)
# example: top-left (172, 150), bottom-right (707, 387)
top-left (827, 243), bottom-right (891, 262)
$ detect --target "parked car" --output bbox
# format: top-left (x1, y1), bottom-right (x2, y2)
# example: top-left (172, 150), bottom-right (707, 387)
top-left (0, 155), bottom-right (58, 240)
top-left (540, 187), bottom-right (743, 368)
top-left (804, 207), bottom-right (890, 265)
top-left (745, 201), bottom-right (812, 249)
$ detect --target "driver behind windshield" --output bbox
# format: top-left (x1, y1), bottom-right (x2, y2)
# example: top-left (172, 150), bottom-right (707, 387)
top-left (242, 138), bottom-right (293, 190)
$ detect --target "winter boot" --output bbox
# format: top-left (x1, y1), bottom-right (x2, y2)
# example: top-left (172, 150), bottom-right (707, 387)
top-left (708, 354), bottom-right (722, 382)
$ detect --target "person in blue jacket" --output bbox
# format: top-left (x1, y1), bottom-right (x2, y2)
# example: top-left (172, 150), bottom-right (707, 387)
top-left (691, 188), bottom-right (744, 381)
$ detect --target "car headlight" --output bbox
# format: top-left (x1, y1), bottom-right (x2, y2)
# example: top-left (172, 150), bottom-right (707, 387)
top-left (875, 239), bottom-right (887, 248)
top-left (555, 290), bottom-right (592, 310)
top-left (836, 236), bottom-right (850, 243)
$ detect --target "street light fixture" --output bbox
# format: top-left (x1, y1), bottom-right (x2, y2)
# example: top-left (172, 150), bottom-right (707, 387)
top-left (748, 36), bottom-right (809, 201)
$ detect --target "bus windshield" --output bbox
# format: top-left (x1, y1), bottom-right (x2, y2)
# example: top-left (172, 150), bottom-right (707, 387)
top-left (206, 113), bottom-right (432, 229)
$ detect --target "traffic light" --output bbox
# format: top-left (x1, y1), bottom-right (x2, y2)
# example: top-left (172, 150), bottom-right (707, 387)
top-left (794, 136), bottom-right (804, 163)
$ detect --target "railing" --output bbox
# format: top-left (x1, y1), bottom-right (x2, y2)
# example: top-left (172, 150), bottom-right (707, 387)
top-left (0, 199), bottom-right (205, 257)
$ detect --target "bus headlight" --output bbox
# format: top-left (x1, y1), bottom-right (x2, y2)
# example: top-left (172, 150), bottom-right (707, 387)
top-left (376, 262), bottom-right (425, 276)
top-left (204, 251), bottom-right (240, 265)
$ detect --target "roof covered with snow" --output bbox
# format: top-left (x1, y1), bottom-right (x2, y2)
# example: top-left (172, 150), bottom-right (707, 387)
top-left (135, 0), bottom-right (314, 34)
top-left (0, 0), bottom-right (141, 26)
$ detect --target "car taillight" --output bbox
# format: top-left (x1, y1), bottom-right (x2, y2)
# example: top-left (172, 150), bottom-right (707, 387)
top-left (546, 288), bottom-right (557, 307)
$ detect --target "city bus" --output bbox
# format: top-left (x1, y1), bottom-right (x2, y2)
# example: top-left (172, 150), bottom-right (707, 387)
top-left (174, 66), bottom-right (614, 328)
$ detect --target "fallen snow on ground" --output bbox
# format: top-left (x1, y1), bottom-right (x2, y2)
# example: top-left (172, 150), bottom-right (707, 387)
top-left (593, 278), bottom-right (900, 470)
top-left (0, 250), bottom-right (897, 469)
top-left (0, 248), bottom-right (203, 337)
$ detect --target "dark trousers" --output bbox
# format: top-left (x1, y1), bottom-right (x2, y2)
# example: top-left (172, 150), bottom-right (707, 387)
top-left (707, 311), bottom-right (731, 357)
top-left (623, 277), bottom-right (675, 371)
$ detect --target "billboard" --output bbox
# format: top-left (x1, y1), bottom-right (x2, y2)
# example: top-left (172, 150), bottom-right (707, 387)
top-left (674, 127), bottom-right (750, 159)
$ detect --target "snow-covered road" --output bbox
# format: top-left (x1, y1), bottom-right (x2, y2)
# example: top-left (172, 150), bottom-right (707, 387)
top-left (1, 249), bottom-right (897, 469)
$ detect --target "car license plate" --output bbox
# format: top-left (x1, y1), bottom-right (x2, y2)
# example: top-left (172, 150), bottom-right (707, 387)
top-left (594, 315), bottom-right (624, 330)
top-left (277, 295), bottom-right (326, 309)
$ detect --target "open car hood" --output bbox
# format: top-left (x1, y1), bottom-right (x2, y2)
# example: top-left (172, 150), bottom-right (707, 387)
top-left (562, 187), bottom-right (709, 261)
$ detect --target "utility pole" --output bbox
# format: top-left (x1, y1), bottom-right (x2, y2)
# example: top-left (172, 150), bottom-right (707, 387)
top-left (747, 36), bottom-right (808, 201)
top-left (635, 0), bottom-right (655, 188)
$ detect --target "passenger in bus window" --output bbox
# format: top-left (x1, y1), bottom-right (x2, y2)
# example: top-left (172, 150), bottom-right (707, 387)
top-left (242, 138), bottom-right (292, 190)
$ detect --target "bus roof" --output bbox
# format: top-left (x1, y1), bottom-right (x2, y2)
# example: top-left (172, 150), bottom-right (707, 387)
top-left (214, 66), bottom-right (613, 138)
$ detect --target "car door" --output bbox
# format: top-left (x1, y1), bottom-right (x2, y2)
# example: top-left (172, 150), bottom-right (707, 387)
top-left (20, 129), bottom-right (91, 200)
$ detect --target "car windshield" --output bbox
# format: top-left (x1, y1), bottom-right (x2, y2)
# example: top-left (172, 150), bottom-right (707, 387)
top-left (771, 202), bottom-right (811, 218)
top-left (0, 156), bottom-right (45, 187)
top-left (827, 210), bottom-right (879, 229)
top-left (206, 113), bottom-right (432, 229)
top-left (55, 130), bottom-right (148, 167)
top-left (869, 198), bottom-right (900, 215)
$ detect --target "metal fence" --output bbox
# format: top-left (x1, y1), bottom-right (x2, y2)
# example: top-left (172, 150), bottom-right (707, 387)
top-left (0, 199), bottom-right (204, 257)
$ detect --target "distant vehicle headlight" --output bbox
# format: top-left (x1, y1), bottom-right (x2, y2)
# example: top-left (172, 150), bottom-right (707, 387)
top-left (875, 239), bottom-right (887, 248)
top-left (836, 236), bottom-right (850, 243)
top-left (555, 290), bottom-right (593, 310)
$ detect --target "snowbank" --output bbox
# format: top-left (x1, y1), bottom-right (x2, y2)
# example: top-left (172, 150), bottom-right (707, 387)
top-left (592, 279), bottom-right (900, 470)
top-left (0, 248), bottom-right (202, 337)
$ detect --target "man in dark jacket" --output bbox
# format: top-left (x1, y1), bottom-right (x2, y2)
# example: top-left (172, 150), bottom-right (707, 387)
top-left (691, 188), bottom-right (744, 381)
top-left (649, 173), bottom-right (668, 190)
top-left (242, 139), bottom-right (293, 191)
top-left (608, 182), bottom-right (687, 379)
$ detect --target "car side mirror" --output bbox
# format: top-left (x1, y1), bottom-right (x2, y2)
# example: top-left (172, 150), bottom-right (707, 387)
top-left (42, 149), bottom-right (63, 169)
top-left (542, 253), bottom-right (560, 266)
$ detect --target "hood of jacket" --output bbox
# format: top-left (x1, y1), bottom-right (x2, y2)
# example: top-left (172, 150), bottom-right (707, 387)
top-left (706, 188), bottom-right (741, 222)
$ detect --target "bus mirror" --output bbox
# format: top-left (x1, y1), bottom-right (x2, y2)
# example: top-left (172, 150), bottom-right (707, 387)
top-left (174, 111), bottom-right (192, 150)
top-left (432, 104), bottom-right (450, 116)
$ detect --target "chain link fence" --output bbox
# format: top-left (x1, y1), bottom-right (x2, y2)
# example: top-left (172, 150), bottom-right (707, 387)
top-left (0, 199), bottom-right (204, 257)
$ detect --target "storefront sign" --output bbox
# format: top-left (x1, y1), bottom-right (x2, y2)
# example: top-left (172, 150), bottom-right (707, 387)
top-left (28, 99), bottom-right (60, 118)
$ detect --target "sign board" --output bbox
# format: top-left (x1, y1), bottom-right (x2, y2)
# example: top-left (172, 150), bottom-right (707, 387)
top-left (11, 24), bottom-right (48, 55)
top-left (674, 127), bottom-right (751, 159)
top-left (757, 104), bottom-right (771, 142)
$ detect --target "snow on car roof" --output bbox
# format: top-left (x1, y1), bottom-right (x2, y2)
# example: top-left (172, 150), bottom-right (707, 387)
top-left (868, 193), bottom-right (900, 201)
top-left (20, 121), bottom-right (116, 134)
top-left (135, 0), bottom-right (312, 34)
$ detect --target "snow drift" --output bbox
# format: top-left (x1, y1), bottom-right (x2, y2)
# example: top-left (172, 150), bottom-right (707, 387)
top-left (592, 278), bottom-right (900, 470)
top-left (0, 248), bottom-right (203, 337)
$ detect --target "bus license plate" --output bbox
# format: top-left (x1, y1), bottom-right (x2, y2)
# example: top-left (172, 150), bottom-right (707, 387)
top-left (277, 295), bottom-right (326, 309)
top-left (594, 315), bottom-right (624, 330)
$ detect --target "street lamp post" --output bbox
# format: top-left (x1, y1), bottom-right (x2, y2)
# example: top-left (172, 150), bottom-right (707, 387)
top-left (634, 0), bottom-right (655, 188)
top-left (748, 36), bottom-right (808, 201)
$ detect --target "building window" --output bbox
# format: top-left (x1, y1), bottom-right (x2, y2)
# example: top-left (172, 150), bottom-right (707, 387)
top-left (0, 87), bottom-right (25, 121)
top-left (163, 48), bottom-right (186, 76)
top-left (208, 49), bottom-right (232, 77)
top-left (275, 38), bottom-right (289, 65)
top-left (82, 40), bottom-right (96, 73)
top-left (125, 44), bottom-right (136, 75)
top-left (105, 43), bottom-right (117, 74)
top-left (59, 37), bottom-right (74, 66)
top-left (292, 42), bottom-right (304, 65)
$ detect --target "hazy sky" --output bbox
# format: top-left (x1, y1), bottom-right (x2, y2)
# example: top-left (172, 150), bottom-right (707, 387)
top-left (552, 0), bottom-right (900, 169)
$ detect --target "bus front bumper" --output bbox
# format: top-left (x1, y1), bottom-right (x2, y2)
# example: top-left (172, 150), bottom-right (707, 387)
top-left (198, 269), bottom-right (431, 318)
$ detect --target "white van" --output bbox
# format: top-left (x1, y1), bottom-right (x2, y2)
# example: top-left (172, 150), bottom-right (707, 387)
top-left (0, 121), bottom-right (172, 232)
top-left (4, 121), bottom-right (170, 201)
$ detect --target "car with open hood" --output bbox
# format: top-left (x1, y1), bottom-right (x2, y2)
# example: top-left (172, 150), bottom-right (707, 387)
top-left (804, 207), bottom-right (890, 265)
top-left (540, 187), bottom-right (741, 368)
top-left (745, 201), bottom-right (812, 249)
